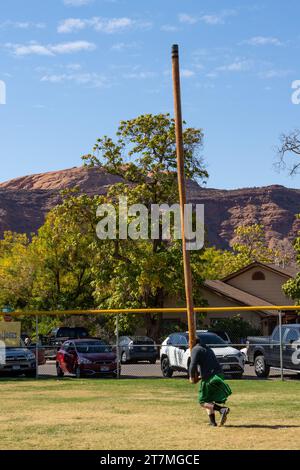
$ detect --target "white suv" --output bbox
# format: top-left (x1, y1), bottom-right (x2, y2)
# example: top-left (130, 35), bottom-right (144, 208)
top-left (160, 331), bottom-right (245, 379)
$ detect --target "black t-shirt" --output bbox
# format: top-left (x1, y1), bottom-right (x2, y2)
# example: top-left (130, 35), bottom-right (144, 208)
top-left (189, 344), bottom-right (222, 380)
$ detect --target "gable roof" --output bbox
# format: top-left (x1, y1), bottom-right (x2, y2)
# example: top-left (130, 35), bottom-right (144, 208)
top-left (202, 280), bottom-right (276, 315)
top-left (221, 261), bottom-right (297, 283)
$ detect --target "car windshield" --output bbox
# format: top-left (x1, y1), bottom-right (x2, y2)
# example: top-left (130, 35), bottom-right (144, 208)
top-left (75, 341), bottom-right (112, 354)
top-left (196, 333), bottom-right (226, 348)
top-left (57, 328), bottom-right (88, 338)
top-left (132, 337), bottom-right (154, 345)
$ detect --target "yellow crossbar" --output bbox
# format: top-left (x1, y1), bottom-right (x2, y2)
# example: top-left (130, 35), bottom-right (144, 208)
top-left (3, 305), bottom-right (300, 316)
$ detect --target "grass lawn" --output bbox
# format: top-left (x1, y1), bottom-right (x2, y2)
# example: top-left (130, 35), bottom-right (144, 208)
top-left (0, 377), bottom-right (299, 450)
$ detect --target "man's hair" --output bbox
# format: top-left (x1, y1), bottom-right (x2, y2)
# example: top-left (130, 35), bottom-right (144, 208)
top-left (194, 336), bottom-right (207, 347)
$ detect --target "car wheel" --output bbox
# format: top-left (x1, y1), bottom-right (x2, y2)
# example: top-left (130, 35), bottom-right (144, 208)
top-left (56, 363), bottom-right (64, 378)
top-left (254, 355), bottom-right (270, 378)
top-left (161, 357), bottom-right (173, 378)
top-left (75, 366), bottom-right (82, 378)
top-left (24, 370), bottom-right (36, 378)
top-left (121, 351), bottom-right (128, 364)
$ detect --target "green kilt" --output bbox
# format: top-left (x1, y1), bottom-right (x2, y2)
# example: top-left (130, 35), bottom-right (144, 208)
top-left (198, 374), bottom-right (232, 404)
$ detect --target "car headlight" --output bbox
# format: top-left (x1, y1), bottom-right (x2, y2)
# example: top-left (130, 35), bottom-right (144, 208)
top-left (79, 357), bottom-right (92, 364)
top-left (27, 352), bottom-right (35, 360)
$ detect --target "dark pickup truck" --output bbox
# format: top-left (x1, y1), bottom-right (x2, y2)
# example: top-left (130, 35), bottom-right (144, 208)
top-left (247, 324), bottom-right (300, 377)
top-left (41, 327), bottom-right (90, 360)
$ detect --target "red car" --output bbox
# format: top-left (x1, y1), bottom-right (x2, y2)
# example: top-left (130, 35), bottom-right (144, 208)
top-left (56, 339), bottom-right (118, 378)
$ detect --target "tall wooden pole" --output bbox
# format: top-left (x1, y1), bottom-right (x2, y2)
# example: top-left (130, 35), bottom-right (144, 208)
top-left (172, 44), bottom-right (196, 352)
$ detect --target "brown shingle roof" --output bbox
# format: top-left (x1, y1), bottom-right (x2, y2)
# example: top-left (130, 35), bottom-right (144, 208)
top-left (202, 280), bottom-right (275, 315)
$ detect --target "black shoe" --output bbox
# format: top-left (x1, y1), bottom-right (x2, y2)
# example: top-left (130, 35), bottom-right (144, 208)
top-left (209, 422), bottom-right (218, 427)
top-left (219, 407), bottom-right (230, 426)
top-left (209, 413), bottom-right (217, 427)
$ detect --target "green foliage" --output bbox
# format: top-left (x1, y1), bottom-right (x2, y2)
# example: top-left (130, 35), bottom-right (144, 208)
top-left (82, 113), bottom-right (208, 338)
top-left (196, 225), bottom-right (287, 281)
top-left (209, 315), bottom-right (261, 344)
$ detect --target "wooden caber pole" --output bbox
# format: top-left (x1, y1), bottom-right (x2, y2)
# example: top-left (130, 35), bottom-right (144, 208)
top-left (171, 44), bottom-right (196, 352)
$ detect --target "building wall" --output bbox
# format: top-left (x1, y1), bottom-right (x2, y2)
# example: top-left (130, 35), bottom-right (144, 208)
top-left (198, 288), bottom-right (263, 330)
top-left (226, 267), bottom-right (293, 306)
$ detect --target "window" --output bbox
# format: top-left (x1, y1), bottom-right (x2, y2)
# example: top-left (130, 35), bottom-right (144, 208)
top-left (252, 271), bottom-right (266, 281)
top-left (285, 328), bottom-right (300, 344)
top-left (272, 327), bottom-right (280, 342)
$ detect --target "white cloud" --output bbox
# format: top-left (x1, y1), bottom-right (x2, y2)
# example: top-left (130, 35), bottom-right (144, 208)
top-left (111, 42), bottom-right (139, 51)
top-left (63, 0), bottom-right (94, 6)
top-left (41, 71), bottom-right (107, 87)
top-left (181, 69), bottom-right (195, 78)
top-left (161, 24), bottom-right (179, 32)
top-left (123, 71), bottom-right (156, 79)
top-left (242, 36), bottom-right (283, 46)
top-left (179, 10), bottom-right (237, 26)
top-left (178, 14), bottom-right (198, 25)
top-left (206, 72), bottom-right (218, 79)
top-left (259, 69), bottom-right (292, 79)
top-left (216, 59), bottom-right (252, 72)
top-left (6, 40), bottom-right (96, 56)
top-left (58, 16), bottom-right (151, 34)
top-left (66, 63), bottom-right (82, 70)
top-left (58, 18), bottom-right (86, 33)
top-left (0, 21), bottom-right (46, 29)
top-left (201, 15), bottom-right (224, 25)
top-left (6, 43), bottom-right (54, 56)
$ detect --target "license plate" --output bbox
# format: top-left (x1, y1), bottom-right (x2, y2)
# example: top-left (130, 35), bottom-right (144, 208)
top-left (222, 364), bottom-right (230, 370)
top-left (101, 366), bottom-right (110, 372)
top-left (12, 365), bottom-right (21, 370)
top-left (141, 347), bottom-right (148, 351)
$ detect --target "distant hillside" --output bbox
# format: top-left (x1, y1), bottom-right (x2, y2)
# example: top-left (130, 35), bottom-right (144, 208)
top-left (1, 166), bottom-right (300, 250)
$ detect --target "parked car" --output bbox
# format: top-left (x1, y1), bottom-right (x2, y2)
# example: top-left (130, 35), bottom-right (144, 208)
top-left (240, 347), bottom-right (249, 363)
top-left (28, 343), bottom-right (46, 366)
top-left (198, 329), bottom-right (231, 344)
top-left (160, 331), bottom-right (245, 379)
top-left (0, 342), bottom-right (36, 377)
top-left (118, 336), bottom-right (158, 364)
top-left (21, 334), bottom-right (46, 365)
top-left (247, 324), bottom-right (300, 377)
top-left (56, 339), bottom-right (118, 378)
top-left (41, 327), bottom-right (90, 360)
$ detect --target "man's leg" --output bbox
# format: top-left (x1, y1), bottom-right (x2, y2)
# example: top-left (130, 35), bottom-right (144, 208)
top-left (213, 403), bottom-right (230, 426)
top-left (201, 403), bottom-right (217, 426)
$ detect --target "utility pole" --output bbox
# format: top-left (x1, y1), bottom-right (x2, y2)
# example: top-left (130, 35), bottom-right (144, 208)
top-left (172, 44), bottom-right (196, 352)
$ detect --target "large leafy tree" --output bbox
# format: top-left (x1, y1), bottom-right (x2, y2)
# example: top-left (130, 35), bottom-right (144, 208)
top-left (82, 113), bottom-right (208, 338)
top-left (30, 190), bottom-right (99, 311)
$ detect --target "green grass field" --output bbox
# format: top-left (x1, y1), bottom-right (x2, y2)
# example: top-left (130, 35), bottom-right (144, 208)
top-left (0, 377), bottom-right (299, 450)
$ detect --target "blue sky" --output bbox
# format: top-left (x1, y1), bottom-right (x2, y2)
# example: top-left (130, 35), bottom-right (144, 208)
top-left (0, 0), bottom-right (300, 189)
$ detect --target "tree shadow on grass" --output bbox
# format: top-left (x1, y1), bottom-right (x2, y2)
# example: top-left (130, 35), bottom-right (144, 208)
top-left (226, 425), bottom-right (300, 429)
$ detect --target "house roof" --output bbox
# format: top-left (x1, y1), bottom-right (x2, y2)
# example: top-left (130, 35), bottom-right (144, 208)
top-left (221, 261), bottom-right (297, 283)
top-left (202, 280), bottom-right (276, 316)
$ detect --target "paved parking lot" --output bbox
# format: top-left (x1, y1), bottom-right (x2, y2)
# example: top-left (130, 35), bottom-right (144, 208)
top-left (38, 361), bottom-right (299, 380)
